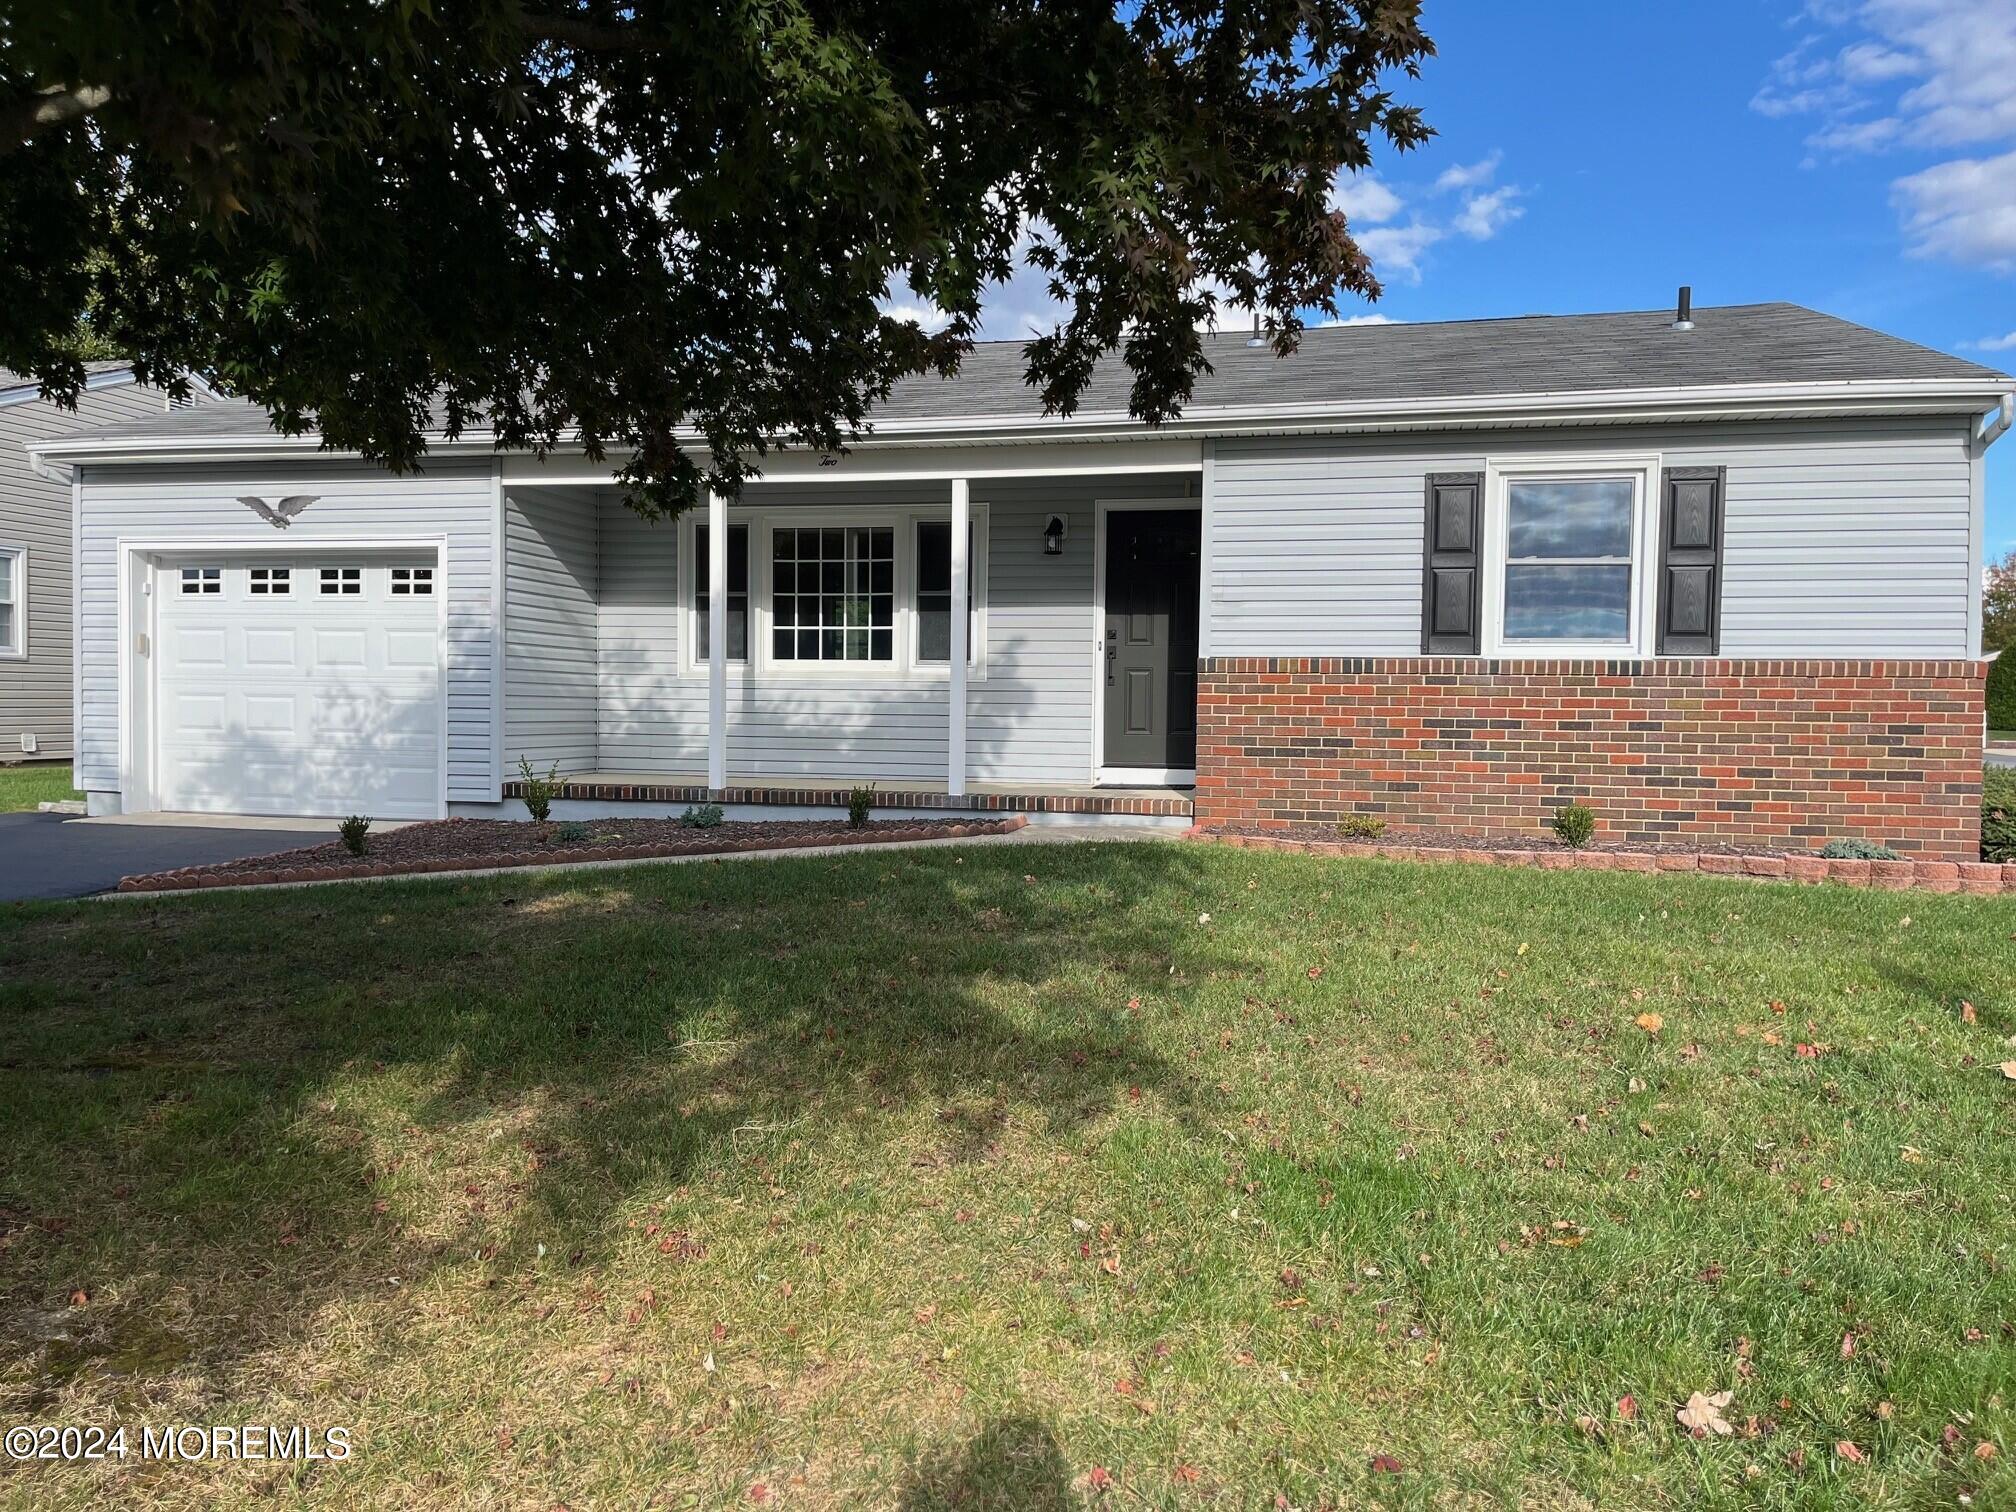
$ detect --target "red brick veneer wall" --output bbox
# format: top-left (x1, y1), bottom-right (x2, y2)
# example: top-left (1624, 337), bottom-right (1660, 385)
top-left (1195, 658), bottom-right (1986, 859)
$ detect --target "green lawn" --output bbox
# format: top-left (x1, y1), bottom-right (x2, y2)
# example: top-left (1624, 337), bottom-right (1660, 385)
top-left (1990, 730), bottom-right (2016, 746)
top-left (1, 844), bottom-right (2012, 1508)
top-left (0, 763), bottom-right (80, 813)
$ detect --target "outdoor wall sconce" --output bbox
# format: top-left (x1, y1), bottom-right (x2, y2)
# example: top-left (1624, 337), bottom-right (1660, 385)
top-left (1043, 514), bottom-right (1067, 555)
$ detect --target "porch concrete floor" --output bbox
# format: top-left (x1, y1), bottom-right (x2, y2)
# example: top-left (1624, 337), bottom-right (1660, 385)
top-left (563, 773), bottom-right (1193, 800)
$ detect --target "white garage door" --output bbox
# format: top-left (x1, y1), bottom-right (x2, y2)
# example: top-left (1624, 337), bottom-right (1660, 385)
top-left (153, 553), bottom-right (443, 819)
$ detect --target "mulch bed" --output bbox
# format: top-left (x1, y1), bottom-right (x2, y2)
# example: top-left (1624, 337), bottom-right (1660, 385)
top-left (1213, 822), bottom-right (1789, 858)
top-left (116, 814), bottom-right (1029, 892)
top-left (1192, 824), bottom-right (2014, 895)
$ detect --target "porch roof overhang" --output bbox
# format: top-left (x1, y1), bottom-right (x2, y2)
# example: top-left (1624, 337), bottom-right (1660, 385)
top-left (27, 374), bottom-right (2015, 476)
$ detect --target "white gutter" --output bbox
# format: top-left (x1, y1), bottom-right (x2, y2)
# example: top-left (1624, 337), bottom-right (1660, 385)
top-left (1981, 392), bottom-right (2015, 447)
top-left (26, 374), bottom-right (2015, 468)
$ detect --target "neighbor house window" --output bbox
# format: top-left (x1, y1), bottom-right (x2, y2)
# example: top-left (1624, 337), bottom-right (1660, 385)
top-left (0, 547), bottom-right (21, 656)
top-left (180, 565), bottom-right (221, 596)
top-left (693, 523), bottom-right (749, 661)
top-left (770, 525), bottom-right (893, 663)
top-left (915, 520), bottom-right (976, 664)
top-left (1491, 470), bottom-right (1648, 652)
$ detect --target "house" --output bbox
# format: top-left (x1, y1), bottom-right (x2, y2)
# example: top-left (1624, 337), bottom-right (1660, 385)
top-left (1, 362), bottom-right (217, 766)
top-left (25, 301), bottom-right (2015, 858)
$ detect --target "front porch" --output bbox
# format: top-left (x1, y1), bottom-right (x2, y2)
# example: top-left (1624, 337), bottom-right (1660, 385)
top-left (498, 450), bottom-right (1206, 819)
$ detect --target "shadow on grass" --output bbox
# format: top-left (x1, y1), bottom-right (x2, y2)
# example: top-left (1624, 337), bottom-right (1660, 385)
top-left (0, 840), bottom-right (1228, 1410)
top-left (897, 1415), bottom-right (1073, 1511)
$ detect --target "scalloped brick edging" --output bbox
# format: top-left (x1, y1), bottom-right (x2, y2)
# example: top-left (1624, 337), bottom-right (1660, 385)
top-left (114, 816), bottom-right (1030, 894)
top-left (1182, 827), bottom-right (2014, 896)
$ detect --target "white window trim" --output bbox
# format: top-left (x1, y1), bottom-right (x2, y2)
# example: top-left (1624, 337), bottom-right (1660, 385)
top-left (678, 503), bottom-right (989, 681)
top-left (1480, 454), bottom-right (1662, 659)
top-left (0, 543), bottom-right (24, 660)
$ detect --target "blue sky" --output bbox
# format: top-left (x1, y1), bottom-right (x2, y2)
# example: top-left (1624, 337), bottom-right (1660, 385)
top-left (963, 1), bottom-right (2016, 561)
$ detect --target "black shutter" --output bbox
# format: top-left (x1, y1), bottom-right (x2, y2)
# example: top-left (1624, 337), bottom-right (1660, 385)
top-left (1421, 472), bottom-right (1481, 654)
top-left (1657, 466), bottom-right (1724, 655)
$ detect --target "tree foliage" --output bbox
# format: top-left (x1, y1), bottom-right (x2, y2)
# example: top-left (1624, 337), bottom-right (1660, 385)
top-left (1, 2), bottom-right (1433, 514)
top-left (1985, 546), bottom-right (2016, 657)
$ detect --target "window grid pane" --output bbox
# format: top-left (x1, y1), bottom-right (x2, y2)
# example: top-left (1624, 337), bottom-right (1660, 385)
top-left (319, 566), bottom-right (361, 596)
top-left (249, 566), bottom-right (291, 596)
top-left (180, 566), bottom-right (221, 595)
top-left (390, 566), bottom-right (434, 596)
top-left (771, 525), bottom-right (893, 662)
top-left (915, 520), bottom-right (975, 664)
top-left (1501, 478), bottom-right (1634, 643)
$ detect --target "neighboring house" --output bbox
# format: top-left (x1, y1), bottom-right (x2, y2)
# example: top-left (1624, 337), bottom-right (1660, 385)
top-left (26, 301), bottom-right (2016, 858)
top-left (0, 363), bottom-right (216, 765)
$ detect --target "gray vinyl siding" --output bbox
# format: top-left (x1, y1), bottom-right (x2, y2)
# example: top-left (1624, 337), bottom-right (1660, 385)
top-left (1207, 417), bottom-right (1977, 658)
top-left (73, 459), bottom-right (499, 798)
top-left (0, 381), bottom-right (172, 762)
top-left (597, 474), bottom-right (1194, 783)
top-left (504, 486), bottom-right (598, 773)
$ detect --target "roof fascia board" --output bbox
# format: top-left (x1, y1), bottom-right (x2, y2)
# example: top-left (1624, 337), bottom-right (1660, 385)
top-left (30, 376), bottom-right (2015, 465)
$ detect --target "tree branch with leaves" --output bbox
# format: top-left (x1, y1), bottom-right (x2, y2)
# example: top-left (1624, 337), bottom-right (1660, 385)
top-left (2, 0), bottom-right (1434, 515)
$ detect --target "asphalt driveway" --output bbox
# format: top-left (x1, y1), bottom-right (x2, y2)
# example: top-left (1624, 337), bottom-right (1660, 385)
top-left (0, 813), bottom-right (331, 902)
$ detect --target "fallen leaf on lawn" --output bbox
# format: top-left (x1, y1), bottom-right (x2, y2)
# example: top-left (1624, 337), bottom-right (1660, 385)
top-left (1616, 1394), bottom-right (1638, 1420)
top-left (2000, 1061), bottom-right (2016, 1081)
top-left (1960, 1001), bottom-right (1977, 1024)
top-left (1840, 1331), bottom-right (1856, 1360)
top-left (1547, 1234), bottom-right (1585, 1248)
top-left (1634, 1012), bottom-right (1664, 1034)
top-left (1087, 1466), bottom-right (1115, 1491)
top-left (1900, 1145), bottom-right (1926, 1164)
top-left (1368, 1454), bottom-right (1404, 1474)
top-left (1574, 1414), bottom-right (1601, 1437)
top-left (1628, 1076), bottom-right (1647, 1093)
top-left (67, 1289), bottom-right (88, 1307)
top-left (1976, 1441), bottom-right (1999, 1461)
top-left (1196, 912), bottom-right (1212, 925)
top-left (1100, 1254), bottom-right (1120, 1276)
top-left (1835, 1440), bottom-right (1867, 1464)
top-left (1677, 1390), bottom-right (1736, 1437)
top-left (1770, 1000), bottom-right (1787, 1015)
top-left (1172, 1464), bottom-right (1202, 1484)
top-left (1795, 1043), bottom-right (1820, 1058)
top-left (748, 1483), bottom-right (771, 1503)
top-left (1637, 1120), bottom-right (1656, 1137)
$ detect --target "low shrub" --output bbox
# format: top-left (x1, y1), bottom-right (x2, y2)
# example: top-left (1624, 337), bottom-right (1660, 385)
top-left (516, 755), bottom-right (562, 823)
top-left (338, 815), bottom-right (371, 856)
top-left (1986, 652), bottom-right (2016, 731)
top-left (680, 803), bottom-right (725, 829)
top-left (1549, 803), bottom-right (1595, 849)
top-left (847, 784), bottom-right (875, 829)
top-left (1819, 837), bottom-right (1902, 861)
top-left (553, 821), bottom-right (590, 844)
top-left (1336, 813), bottom-right (1387, 839)
top-left (1984, 764), bottom-right (2016, 863)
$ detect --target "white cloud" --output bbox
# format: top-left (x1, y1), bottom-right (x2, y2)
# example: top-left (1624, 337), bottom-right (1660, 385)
top-left (1355, 221), bottom-right (1446, 283)
top-left (1434, 150), bottom-right (1502, 192)
top-left (1757, 2), bottom-right (2016, 271)
top-left (1964, 330), bottom-right (2016, 350)
top-left (1453, 187), bottom-right (1524, 240)
top-left (1892, 146), bottom-right (2016, 266)
top-left (1328, 172), bottom-right (1403, 225)
top-left (1319, 313), bottom-right (1403, 327)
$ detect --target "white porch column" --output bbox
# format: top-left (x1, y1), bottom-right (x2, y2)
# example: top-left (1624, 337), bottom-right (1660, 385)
top-left (948, 477), bottom-right (970, 797)
top-left (707, 487), bottom-right (727, 792)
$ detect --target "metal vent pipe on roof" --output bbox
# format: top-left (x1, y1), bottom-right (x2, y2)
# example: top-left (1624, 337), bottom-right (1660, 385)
top-left (1672, 286), bottom-right (1694, 332)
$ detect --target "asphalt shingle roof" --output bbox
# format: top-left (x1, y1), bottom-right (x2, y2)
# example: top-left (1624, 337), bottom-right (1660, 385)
top-left (33, 303), bottom-right (2011, 450)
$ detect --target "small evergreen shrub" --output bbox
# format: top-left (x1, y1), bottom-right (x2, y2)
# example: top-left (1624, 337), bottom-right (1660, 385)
top-left (1984, 764), bottom-right (2016, 863)
top-left (1986, 652), bottom-right (2016, 731)
top-left (516, 755), bottom-right (562, 822)
top-left (1818, 837), bottom-right (1902, 861)
top-left (1550, 803), bottom-right (1596, 849)
top-left (554, 821), bottom-right (590, 844)
top-left (337, 814), bottom-right (371, 856)
top-left (1336, 813), bottom-right (1387, 839)
top-left (847, 784), bottom-right (875, 829)
top-left (680, 803), bottom-right (725, 829)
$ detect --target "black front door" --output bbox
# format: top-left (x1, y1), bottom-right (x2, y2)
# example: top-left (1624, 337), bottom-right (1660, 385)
top-left (1103, 509), bottom-right (1200, 771)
